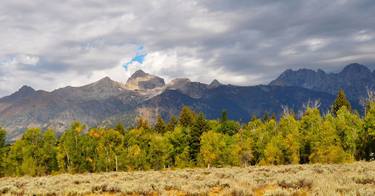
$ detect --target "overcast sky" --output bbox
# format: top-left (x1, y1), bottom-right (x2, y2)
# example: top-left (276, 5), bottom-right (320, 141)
top-left (0, 0), bottom-right (375, 96)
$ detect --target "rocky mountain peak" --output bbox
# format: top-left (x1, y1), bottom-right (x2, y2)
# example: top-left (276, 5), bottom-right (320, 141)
top-left (130, 70), bottom-right (148, 79)
top-left (19, 85), bottom-right (35, 92)
top-left (16, 85), bottom-right (36, 96)
top-left (167, 78), bottom-right (191, 89)
top-left (340, 63), bottom-right (371, 75)
top-left (0, 85), bottom-right (37, 103)
top-left (125, 69), bottom-right (165, 90)
top-left (92, 76), bottom-right (118, 87)
top-left (208, 79), bottom-right (222, 89)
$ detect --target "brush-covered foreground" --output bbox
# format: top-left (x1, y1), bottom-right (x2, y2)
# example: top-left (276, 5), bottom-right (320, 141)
top-left (1, 162), bottom-right (375, 195)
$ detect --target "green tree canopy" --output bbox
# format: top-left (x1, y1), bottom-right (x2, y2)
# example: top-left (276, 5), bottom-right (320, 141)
top-left (331, 89), bottom-right (352, 116)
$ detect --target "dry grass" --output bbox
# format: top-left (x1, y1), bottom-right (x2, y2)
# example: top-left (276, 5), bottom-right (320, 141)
top-left (1, 161), bottom-right (375, 195)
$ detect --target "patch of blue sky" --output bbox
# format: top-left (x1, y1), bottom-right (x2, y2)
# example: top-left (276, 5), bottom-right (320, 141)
top-left (122, 45), bottom-right (147, 71)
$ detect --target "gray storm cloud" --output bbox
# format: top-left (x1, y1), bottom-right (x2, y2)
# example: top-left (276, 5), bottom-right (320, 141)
top-left (0, 0), bottom-right (375, 96)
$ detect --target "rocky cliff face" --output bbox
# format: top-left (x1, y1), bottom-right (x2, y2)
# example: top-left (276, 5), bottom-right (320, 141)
top-left (125, 70), bottom-right (165, 91)
top-left (270, 63), bottom-right (375, 100)
top-left (166, 78), bottom-right (208, 99)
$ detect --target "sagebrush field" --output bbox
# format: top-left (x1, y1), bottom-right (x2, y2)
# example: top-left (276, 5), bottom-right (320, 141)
top-left (1, 161), bottom-right (375, 195)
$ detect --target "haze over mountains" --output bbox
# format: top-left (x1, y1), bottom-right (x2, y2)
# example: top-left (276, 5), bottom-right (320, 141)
top-left (0, 63), bottom-right (372, 140)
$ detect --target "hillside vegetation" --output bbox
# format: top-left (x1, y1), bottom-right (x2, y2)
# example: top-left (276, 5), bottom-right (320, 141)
top-left (1, 162), bottom-right (375, 195)
top-left (0, 90), bottom-right (375, 178)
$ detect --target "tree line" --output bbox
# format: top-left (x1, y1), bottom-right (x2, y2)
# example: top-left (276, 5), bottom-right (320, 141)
top-left (0, 89), bottom-right (375, 177)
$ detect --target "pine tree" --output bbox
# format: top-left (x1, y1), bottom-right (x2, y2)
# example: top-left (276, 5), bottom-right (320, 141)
top-left (154, 115), bottom-right (166, 134)
top-left (220, 110), bottom-right (228, 123)
top-left (190, 113), bottom-right (209, 162)
top-left (178, 106), bottom-right (195, 127)
top-left (331, 89), bottom-right (352, 116)
top-left (165, 116), bottom-right (178, 133)
top-left (262, 112), bottom-right (269, 122)
top-left (218, 120), bottom-right (240, 136)
top-left (0, 128), bottom-right (5, 149)
top-left (0, 128), bottom-right (7, 176)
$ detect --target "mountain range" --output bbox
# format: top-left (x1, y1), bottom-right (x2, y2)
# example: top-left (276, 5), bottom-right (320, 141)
top-left (270, 63), bottom-right (375, 100)
top-left (1, 63), bottom-right (373, 140)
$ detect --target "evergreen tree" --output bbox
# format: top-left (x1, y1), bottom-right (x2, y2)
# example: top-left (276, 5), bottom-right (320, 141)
top-left (165, 116), bottom-right (178, 133)
top-left (331, 89), bottom-right (352, 116)
top-left (220, 110), bottom-right (228, 123)
top-left (153, 115), bottom-right (166, 134)
top-left (179, 106), bottom-right (195, 127)
top-left (0, 128), bottom-right (5, 149)
top-left (0, 128), bottom-right (7, 176)
top-left (262, 112), bottom-right (271, 122)
top-left (190, 113), bottom-right (209, 163)
top-left (217, 120), bottom-right (240, 136)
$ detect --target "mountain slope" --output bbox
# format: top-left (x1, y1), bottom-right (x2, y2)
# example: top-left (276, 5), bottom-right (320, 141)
top-left (135, 84), bottom-right (339, 123)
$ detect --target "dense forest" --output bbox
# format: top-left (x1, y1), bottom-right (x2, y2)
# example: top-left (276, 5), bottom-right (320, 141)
top-left (1, 90), bottom-right (375, 177)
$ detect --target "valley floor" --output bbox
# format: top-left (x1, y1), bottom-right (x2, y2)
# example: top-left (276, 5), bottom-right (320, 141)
top-left (1, 162), bottom-right (375, 195)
